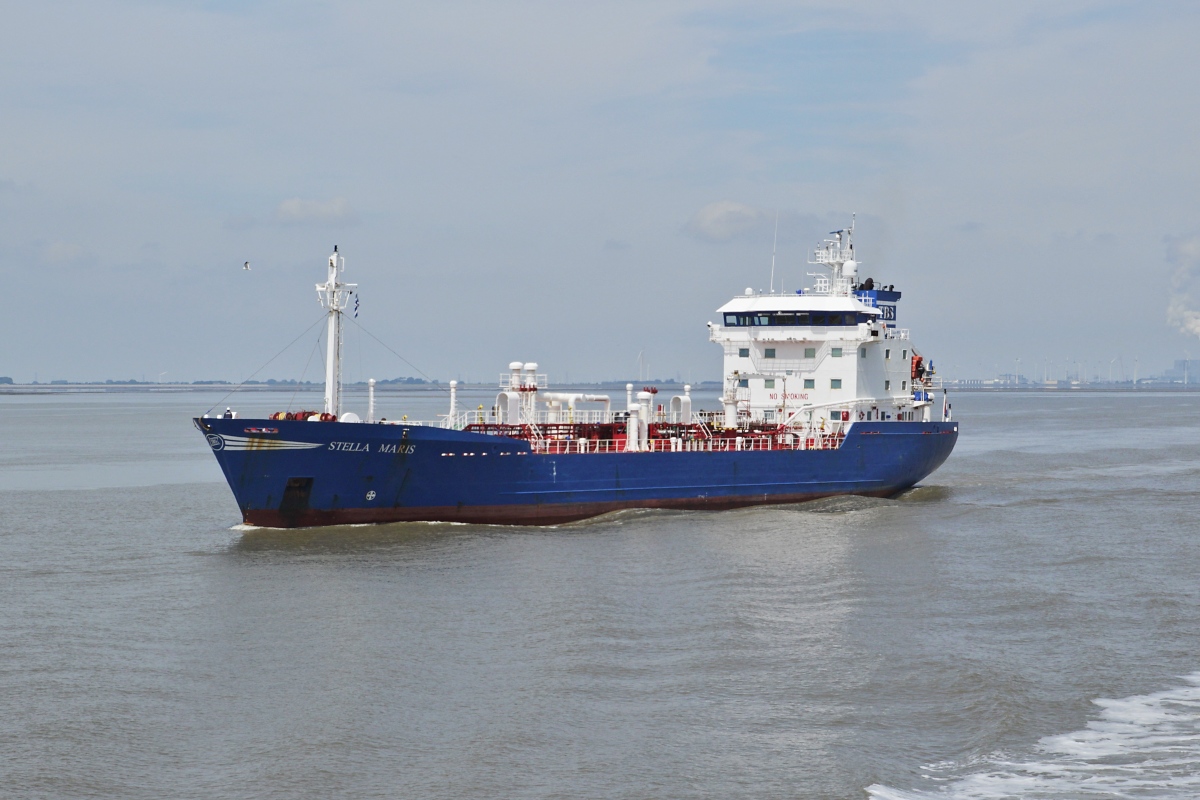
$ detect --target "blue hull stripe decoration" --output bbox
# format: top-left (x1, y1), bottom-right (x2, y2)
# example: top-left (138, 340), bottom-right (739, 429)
top-left (205, 433), bottom-right (325, 451)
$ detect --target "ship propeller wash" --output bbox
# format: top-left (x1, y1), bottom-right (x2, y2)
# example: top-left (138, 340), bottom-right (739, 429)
top-left (197, 223), bottom-right (957, 527)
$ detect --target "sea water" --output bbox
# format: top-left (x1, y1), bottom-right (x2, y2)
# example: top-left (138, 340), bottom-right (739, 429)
top-left (1, 389), bottom-right (1199, 799)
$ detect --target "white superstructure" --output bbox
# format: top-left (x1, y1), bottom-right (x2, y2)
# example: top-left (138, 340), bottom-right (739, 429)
top-left (709, 220), bottom-right (940, 429)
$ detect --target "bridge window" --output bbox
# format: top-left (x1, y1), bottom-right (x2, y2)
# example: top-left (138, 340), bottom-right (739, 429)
top-left (738, 348), bottom-right (749, 358)
top-left (804, 347), bottom-right (816, 358)
top-left (722, 311), bottom-right (864, 327)
top-left (764, 379), bottom-right (775, 388)
top-left (831, 348), bottom-right (843, 358)
top-left (831, 379), bottom-right (842, 389)
top-left (804, 378), bottom-right (815, 389)
top-left (738, 379), bottom-right (749, 388)
top-left (765, 348), bottom-right (776, 358)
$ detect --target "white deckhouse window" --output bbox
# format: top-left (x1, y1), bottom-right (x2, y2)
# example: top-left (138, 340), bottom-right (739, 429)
top-left (831, 379), bottom-right (842, 389)
top-left (765, 348), bottom-right (776, 358)
top-left (805, 347), bottom-right (817, 358)
top-left (831, 347), bottom-right (843, 358)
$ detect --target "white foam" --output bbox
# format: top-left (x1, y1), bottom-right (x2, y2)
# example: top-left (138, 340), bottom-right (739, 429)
top-left (868, 673), bottom-right (1200, 799)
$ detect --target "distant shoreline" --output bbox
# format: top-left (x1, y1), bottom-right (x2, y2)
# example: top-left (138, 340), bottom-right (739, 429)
top-left (3, 382), bottom-right (1199, 395)
top-left (0, 380), bottom-right (724, 395)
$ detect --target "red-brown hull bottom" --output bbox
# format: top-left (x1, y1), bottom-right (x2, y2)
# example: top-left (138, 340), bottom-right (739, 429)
top-left (242, 489), bottom-right (898, 528)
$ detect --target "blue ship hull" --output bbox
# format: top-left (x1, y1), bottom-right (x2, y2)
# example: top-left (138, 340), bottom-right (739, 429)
top-left (196, 417), bottom-right (958, 527)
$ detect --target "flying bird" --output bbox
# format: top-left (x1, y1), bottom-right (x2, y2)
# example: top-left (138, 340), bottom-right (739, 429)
top-left (243, 261), bottom-right (250, 270)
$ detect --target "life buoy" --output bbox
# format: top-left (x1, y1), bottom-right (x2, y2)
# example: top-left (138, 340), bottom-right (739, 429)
top-left (858, 411), bottom-right (865, 421)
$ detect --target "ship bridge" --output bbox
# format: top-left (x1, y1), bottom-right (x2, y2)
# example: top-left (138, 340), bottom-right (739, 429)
top-left (707, 219), bottom-right (928, 429)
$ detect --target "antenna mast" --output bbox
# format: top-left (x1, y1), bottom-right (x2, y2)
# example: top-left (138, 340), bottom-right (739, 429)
top-left (769, 210), bottom-right (779, 294)
top-left (316, 245), bottom-right (357, 417)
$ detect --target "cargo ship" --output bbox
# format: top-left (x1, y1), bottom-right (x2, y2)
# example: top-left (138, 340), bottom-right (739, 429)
top-left (196, 223), bottom-right (957, 527)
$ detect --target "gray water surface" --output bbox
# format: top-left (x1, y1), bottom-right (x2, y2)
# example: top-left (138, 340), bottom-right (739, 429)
top-left (2, 391), bottom-right (1199, 799)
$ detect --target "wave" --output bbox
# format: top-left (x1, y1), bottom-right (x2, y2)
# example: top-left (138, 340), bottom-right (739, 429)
top-left (868, 673), bottom-right (1200, 799)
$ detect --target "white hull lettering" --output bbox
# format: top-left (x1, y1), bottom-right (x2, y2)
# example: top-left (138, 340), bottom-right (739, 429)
top-left (328, 441), bottom-right (371, 452)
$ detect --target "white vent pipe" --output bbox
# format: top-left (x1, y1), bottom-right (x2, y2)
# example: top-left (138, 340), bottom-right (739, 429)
top-left (723, 398), bottom-right (738, 429)
top-left (625, 407), bottom-right (640, 452)
top-left (637, 391), bottom-right (652, 449)
top-left (496, 392), bottom-right (521, 424)
top-left (541, 392), bottom-right (611, 415)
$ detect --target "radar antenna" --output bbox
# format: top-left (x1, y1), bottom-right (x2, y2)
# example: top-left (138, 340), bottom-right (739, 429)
top-left (807, 213), bottom-right (858, 295)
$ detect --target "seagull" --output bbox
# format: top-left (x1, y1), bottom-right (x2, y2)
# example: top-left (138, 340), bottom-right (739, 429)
top-left (243, 261), bottom-right (250, 270)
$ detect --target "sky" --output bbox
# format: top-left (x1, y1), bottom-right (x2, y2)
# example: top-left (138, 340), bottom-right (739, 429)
top-left (3, 1), bottom-right (1200, 384)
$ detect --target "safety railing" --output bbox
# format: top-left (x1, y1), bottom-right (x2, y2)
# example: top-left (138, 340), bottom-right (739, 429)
top-left (441, 407), bottom-right (719, 430)
top-left (497, 373), bottom-right (548, 390)
top-left (526, 431), bottom-right (846, 455)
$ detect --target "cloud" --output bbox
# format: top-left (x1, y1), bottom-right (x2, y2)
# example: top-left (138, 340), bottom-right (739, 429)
top-left (42, 241), bottom-right (85, 264)
top-left (275, 197), bottom-right (358, 227)
top-left (684, 201), bottom-right (770, 242)
top-left (1167, 234), bottom-right (1200, 337)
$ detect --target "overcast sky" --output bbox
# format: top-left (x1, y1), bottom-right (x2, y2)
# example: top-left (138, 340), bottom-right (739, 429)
top-left (3, 1), bottom-right (1199, 384)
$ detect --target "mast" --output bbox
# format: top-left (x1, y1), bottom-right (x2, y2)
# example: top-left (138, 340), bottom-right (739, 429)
top-left (316, 245), bottom-right (356, 417)
top-left (808, 213), bottom-right (858, 295)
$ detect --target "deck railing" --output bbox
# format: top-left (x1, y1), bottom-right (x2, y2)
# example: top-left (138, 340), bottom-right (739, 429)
top-left (385, 382), bottom-right (948, 434)
top-left (524, 432), bottom-right (846, 455)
